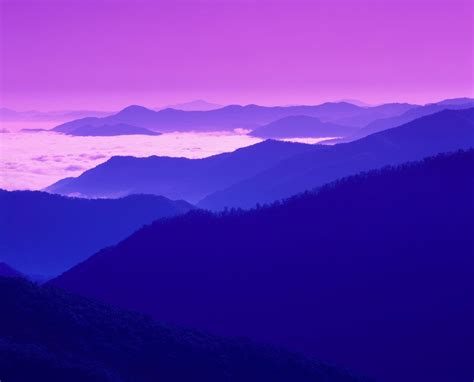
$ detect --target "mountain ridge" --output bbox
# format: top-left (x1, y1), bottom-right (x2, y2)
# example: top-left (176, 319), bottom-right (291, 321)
top-left (0, 191), bottom-right (192, 276)
top-left (45, 140), bottom-right (317, 202)
top-left (0, 276), bottom-right (368, 382)
top-left (249, 115), bottom-right (357, 138)
top-left (52, 101), bottom-right (416, 133)
top-left (66, 123), bottom-right (160, 136)
top-left (199, 108), bottom-right (474, 209)
top-left (50, 150), bottom-right (474, 382)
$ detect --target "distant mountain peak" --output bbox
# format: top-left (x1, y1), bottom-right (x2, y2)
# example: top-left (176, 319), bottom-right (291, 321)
top-left (118, 105), bottom-right (156, 115)
top-left (433, 97), bottom-right (474, 106)
top-left (163, 100), bottom-right (223, 111)
top-left (336, 99), bottom-right (372, 107)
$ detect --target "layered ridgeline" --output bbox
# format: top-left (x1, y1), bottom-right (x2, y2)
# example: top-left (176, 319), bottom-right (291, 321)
top-left (52, 101), bottom-right (416, 134)
top-left (50, 98), bottom-right (470, 137)
top-left (47, 108), bottom-right (474, 209)
top-left (51, 150), bottom-right (474, 382)
top-left (163, 99), bottom-right (223, 111)
top-left (248, 115), bottom-right (357, 138)
top-left (65, 123), bottom-right (160, 136)
top-left (249, 98), bottom-right (474, 140)
top-left (0, 277), bottom-right (368, 382)
top-left (200, 108), bottom-right (474, 209)
top-left (0, 191), bottom-right (192, 277)
top-left (0, 107), bottom-right (111, 122)
top-left (354, 97), bottom-right (474, 139)
top-left (45, 140), bottom-right (316, 202)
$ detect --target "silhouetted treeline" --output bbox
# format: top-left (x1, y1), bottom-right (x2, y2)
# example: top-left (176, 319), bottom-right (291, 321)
top-left (0, 276), bottom-right (368, 382)
top-left (52, 150), bottom-right (474, 382)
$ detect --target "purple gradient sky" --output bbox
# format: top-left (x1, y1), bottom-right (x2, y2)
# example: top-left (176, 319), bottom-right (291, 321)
top-left (1, 0), bottom-right (473, 111)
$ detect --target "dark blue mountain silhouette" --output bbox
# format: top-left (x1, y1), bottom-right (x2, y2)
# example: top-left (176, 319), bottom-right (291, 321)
top-left (66, 123), bottom-right (160, 136)
top-left (249, 115), bottom-right (357, 138)
top-left (45, 140), bottom-right (316, 202)
top-left (0, 263), bottom-right (24, 279)
top-left (52, 101), bottom-right (415, 133)
top-left (51, 150), bottom-right (474, 382)
top-left (0, 276), bottom-right (369, 382)
top-left (200, 108), bottom-right (474, 209)
top-left (0, 191), bottom-right (192, 277)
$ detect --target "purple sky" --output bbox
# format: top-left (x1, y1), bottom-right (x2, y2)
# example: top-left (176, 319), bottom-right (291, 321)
top-left (1, 0), bottom-right (472, 111)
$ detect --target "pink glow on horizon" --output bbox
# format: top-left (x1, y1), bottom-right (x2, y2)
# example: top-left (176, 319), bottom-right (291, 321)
top-left (1, 0), bottom-right (472, 111)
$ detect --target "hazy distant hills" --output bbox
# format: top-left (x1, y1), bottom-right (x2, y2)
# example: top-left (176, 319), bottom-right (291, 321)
top-left (259, 98), bottom-right (474, 142)
top-left (162, 99), bottom-right (223, 111)
top-left (355, 98), bottom-right (474, 138)
top-left (6, 99), bottom-right (471, 137)
top-left (49, 99), bottom-right (472, 138)
top-left (335, 99), bottom-right (372, 107)
top-left (200, 108), bottom-right (474, 209)
top-left (45, 140), bottom-right (315, 202)
top-left (65, 123), bottom-right (160, 136)
top-left (333, 102), bottom-right (417, 127)
top-left (47, 108), bottom-right (474, 208)
top-left (0, 107), bottom-right (112, 122)
top-left (0, 277), bottom-right (368, 382)
top-left (52, 101), bottom-right (416, 134)
top-left (435, 97), bottom-right (474, 106)
top-left (0, 191), bottom-right (192, 277)
top-left (51, 150), bottom-right (474, 382)
top-left (249, 115), bottom-right (357, 138)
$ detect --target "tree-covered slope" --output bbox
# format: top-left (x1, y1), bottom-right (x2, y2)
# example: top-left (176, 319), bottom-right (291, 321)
top-left (52, 150), bottom-right (474, 382)
top-left (0, 276), bottom-right (368, 382)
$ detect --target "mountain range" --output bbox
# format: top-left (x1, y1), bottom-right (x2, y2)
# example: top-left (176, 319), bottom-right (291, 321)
top-left (45, 140), bottom-right (315, 202)
top-left (52, 101), bottom-right (416, 134)
top-left (0, 108), bottom-right (112, 122)
top-left (353, 98), bottom-right (474, 139)
top-left (200, 108), bottom-right (474, 209)
top-left (161, 99), bottom-right (223, 111)
top-left (0, 191), bottom-right (192, 277)
top-left (0, 276), bottom-right (368, 382)
top-left (46, 108), bottom-right (474, 209)
top-left (51, 150), bottom-right (474, 382)
top-left (248, 115), bottom-right (357, 138)
top-left (65, 123), bottom-right (160, 136)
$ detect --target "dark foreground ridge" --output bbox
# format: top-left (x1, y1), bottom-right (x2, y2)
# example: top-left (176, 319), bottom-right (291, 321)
top-left (0, 263), bottom-right (24, 279)
top-left (0, 276), bottom-right (368, 382)
top-left (0, 191), bottom-right (192, 276)
top-left (52, 150), bottom-right (474, 382)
